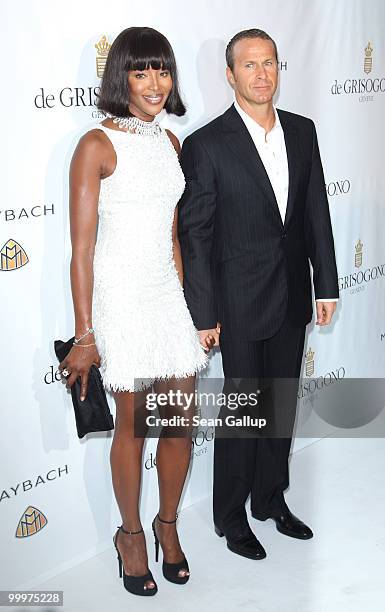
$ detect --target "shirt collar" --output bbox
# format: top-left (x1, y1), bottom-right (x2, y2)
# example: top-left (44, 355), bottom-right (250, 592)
top-left (234, 98), bottom-right (281, 139)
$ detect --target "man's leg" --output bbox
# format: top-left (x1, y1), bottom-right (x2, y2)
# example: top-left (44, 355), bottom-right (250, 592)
top-left (250, 315), bottom-right (306, 519)
top-left (214, 338), bottom-right (263, 533)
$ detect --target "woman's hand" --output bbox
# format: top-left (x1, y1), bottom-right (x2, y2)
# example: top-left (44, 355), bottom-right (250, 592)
top-left (198, 322), bottom-right (221, 352)
top-left (59, 344), bottom-right (101, 401)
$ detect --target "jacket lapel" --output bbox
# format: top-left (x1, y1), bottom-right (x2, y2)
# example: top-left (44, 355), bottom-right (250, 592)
top-left (220, 105), bottom-right (282, 225)
top-left (220, 104), bottom-right (300, 229)
top-left (277, 109), bottom-right (300, 229)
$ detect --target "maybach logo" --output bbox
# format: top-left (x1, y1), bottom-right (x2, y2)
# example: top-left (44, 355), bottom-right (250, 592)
top-left (15, 506), bottom-right (47, 537)
top-left (0, 466), bottom-right (69, 503)
top-left (0, 204), bottom-right (55, 222)
top-left (0, 239), bottom-right (29, 271)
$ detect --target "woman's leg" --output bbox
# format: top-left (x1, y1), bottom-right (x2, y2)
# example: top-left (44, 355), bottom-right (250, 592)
top-left (110, 388), bottom-right (156, 590)
top-left (153, 375), bottom-right (196, 577)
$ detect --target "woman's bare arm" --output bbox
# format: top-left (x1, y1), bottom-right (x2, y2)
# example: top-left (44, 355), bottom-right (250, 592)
top-left (69, 131), bottom-right (103, 337)
top-left (59, 129), bottom-right (112, 399)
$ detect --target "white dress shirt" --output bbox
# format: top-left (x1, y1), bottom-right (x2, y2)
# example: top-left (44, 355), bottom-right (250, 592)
top-left (234, 99), bottom-right (289, 223)
top-left (234, 99), bottom-right (338, 304)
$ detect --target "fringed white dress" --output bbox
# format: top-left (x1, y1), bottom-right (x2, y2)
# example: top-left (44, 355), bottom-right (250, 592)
top-left (91, 123), bottom-right (208, 392)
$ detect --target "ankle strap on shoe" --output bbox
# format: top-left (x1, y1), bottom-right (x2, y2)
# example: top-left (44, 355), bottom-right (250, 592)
top-left (157, 512), bottom-right (179, 524)
top-left (118, 524), bottom-right (143, 535)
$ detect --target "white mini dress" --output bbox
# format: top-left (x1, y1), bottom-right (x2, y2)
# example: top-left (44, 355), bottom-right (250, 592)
top-left (90, 123), bottom-right (208, 392)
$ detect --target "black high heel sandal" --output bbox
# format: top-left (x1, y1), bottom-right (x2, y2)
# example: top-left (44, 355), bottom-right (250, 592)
top-left (113, 525), bottom-right (158, 596)
top-left (152, 513), bottom-right (190, 584)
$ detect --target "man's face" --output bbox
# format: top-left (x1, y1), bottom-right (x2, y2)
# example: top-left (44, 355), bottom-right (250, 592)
top-left (226, 37), bottom-right (278, 106)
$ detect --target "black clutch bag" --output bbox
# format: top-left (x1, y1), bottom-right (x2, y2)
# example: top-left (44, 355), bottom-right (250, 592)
top-left (54, 337), bottom-right (114, 438)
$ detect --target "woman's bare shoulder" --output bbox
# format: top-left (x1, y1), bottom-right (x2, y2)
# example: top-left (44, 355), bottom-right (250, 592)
top-left (71, 126), bottom-right (114, 169)
top-left (77, 126), bottom-right (110, 150)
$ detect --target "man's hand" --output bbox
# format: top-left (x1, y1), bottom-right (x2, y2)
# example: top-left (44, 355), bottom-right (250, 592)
top-left (198, 322), bottom-right (221, 352)
top-left (316, 301), bottom-right (337, 326)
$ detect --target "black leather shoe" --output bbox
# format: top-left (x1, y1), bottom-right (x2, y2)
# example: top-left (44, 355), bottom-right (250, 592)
top-left (253, 510), bottom-right (313, 540)
top-left (214, 524), bottom-right (266, 560)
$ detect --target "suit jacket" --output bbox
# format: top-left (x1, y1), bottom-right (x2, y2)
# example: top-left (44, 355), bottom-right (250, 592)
top-left (177, 103), bottom-right (339, 341)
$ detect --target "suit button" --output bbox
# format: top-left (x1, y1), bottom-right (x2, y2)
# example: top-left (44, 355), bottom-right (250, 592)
top-left (281, 233), bottom-right (287, 239)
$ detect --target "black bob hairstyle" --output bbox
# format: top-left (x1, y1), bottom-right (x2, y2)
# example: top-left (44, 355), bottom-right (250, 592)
top-left (97, 27), bottom-right (186, 117)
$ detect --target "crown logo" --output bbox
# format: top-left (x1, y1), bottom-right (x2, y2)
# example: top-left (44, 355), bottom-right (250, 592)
top-left (95, 35), bottom-right (111, 78)
top-left (364, 41), bottom-right (373, 74)
top-left (305, 347), bottom-right (315, 377)
top-left (355, 239), bottom-right (363, 268)
top-left (0, 239), bottom-right (29, 271)
top-left (15, 506), bottom-right (47, 538)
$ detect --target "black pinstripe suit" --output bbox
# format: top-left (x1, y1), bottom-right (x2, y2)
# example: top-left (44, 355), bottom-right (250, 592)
top-left (178, 104), bottom-right (339, 530)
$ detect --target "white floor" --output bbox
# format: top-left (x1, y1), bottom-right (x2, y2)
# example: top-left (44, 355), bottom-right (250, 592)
top-left (32, 435), bottom-right (384, 612)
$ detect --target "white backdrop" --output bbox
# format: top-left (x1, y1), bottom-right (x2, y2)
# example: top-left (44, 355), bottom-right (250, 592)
top-left (1, 0), bottom-right (384, 590)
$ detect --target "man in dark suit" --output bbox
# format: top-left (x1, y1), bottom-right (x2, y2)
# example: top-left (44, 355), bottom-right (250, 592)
top-left (178, 29), bottom-right (339, 560)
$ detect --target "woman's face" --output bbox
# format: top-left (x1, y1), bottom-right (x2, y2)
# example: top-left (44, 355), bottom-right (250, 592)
top-left (128, 66), bottom-right (173, 121)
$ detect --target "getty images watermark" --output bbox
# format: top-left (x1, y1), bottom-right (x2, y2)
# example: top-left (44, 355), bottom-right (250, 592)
top-left (144, 389), bottom-right (267, 429)
top-left (133, 377), bottom-right (385, 438)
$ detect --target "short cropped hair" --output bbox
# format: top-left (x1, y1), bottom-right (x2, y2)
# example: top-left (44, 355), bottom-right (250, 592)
top-left (97, 26), bottom-right (186, 117)
top-left (226, 28), bottom-right (278, 71)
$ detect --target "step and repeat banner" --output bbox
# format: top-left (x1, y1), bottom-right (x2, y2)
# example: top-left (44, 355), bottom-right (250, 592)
top-left (1, 0), bottom-right (384, 590)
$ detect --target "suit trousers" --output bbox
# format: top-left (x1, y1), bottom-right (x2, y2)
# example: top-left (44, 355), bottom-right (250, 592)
top-left (213, 314), bottom-right (306, 533)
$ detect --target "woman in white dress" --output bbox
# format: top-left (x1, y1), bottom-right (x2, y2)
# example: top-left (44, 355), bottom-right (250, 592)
top-left (58, 27), bottom-right (219, 597)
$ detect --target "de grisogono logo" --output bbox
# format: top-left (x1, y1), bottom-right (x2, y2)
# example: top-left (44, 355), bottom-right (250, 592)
top-left (339, 239), bottom-right (385, 294)
top-left (331, 41), bottom-right (384, 102)
top-left (298, 347), bottom-right (346, 401)
top-left (305, 347), bottom-right (315, 377)
top-left (325, 179), bottom-right (351, 197)
top-left (95, 35), bottom-right (111, 77)
top-left (33, 35), bottom-right (112, 115)
top-left (0, 239), bottom-right (29, 271)
top-left (364, 41), bottom-right (373, 74)
top-left (15, 506), bottom-right (47, 538)
top-left (144, 427), bottom-right (214, 469)
top-left (355, 239), bottom-right (363, 268)
top-left (191, 426), bottom-right (214, 457)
